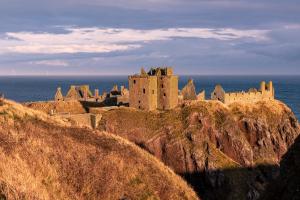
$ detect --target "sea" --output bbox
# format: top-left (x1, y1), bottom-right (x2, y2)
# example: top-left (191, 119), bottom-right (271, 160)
top-left (0, 75), bottom-right (299, 120)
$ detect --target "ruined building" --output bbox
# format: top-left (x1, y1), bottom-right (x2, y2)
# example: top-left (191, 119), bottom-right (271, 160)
top-left (179, 79), bottom-right (205, 102)
top-left (128, 67), bottom-right (178, 110)
top-left (64, 85), bottom-right (93, 101)
top-left (103, 85), bottom-right (129, 106)
top-left (211, 81), bottom-right (275, 104)
top-left (54, 85), bottom-right (129, 106)
top-left (54, 87), bottom-right (64, 101)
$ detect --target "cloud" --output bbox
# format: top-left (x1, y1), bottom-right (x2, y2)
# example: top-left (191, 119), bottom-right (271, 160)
top-left (0, 27), bottom-right (269, 54)
top-left (29, 60), bottom-right (69, 66)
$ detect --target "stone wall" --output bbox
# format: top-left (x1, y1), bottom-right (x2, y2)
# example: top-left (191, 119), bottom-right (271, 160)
top-left (197, 90), bottom-right (205, 101)
top-left (211, 81), bottom-right (275, 104)
top-left (157, 75), bottom-right (178, 110)
top-left (180, 79), bottom-right (197, 100)
top-left (129, 75), bottom-right (158, 110)
top-left (211, 85), bottom-right (226, 102)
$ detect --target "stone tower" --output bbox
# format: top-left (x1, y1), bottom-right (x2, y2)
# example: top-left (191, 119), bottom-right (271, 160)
top-left (260, 81), bottom-right (266, 93)
top-left (260, 81), bottom-right (275, 99)
top-left (128, 67), bottom-right (178, 110)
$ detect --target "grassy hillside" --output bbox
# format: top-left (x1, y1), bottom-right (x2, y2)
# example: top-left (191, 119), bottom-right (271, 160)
top-left (24, 100), bottom-right (87, 114)
top-left (0, 100), bottom-right (199, 200)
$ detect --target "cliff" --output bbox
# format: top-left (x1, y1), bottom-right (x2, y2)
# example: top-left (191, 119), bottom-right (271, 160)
top-left (261, 134), bottom-right (300, 200)
top-left (0, 100), bottom-right (199, 200)
top-left (97, 100), bottom-right (300, 200)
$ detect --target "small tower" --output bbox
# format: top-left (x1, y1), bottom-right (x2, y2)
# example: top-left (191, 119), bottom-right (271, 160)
top-left (268, 81), bottom-right (273, 91)
top-left (268, 81), bottom-right (275, 98)
top-left (260, 81), bottom-right (266, 94)
top-left (94, 89), bottom-right (99, 102)
top-left (54, 87), bottom-right (64, 101)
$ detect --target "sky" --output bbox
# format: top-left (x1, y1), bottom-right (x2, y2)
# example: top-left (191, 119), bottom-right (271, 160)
top-left (0, 0), bottom-right (300, 75)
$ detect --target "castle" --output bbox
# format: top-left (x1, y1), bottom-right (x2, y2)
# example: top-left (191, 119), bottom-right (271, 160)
top-left (211, 81), bottom-right (275, 104)
top-left (53, 67), bottom-right (276, 111)
top-left (128, 67), bottom-right (178, 110)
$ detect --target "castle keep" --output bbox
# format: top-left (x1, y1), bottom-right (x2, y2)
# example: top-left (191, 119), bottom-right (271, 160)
top-left (128, 67), bottom-right (178, 110)
top-left (211, 81), bottom-right (275, 104)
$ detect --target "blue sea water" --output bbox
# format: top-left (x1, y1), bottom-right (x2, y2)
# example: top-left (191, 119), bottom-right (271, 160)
top-left (0, 75), bottom-right (299, 120)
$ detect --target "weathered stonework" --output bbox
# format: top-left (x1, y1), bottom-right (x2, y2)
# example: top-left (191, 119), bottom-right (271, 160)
top-left (181, 79), bottom-right (197, 100)
top-left (54, 84), bottom-right (129, 107)
top-left (129, 67), bottom-right (178, 110)
top-left (211, 81), bottom-right (275, 104)
top-left (64, 85), bottom-right (92, 101)
top-left (54, 87), bottom-right (64, 101)
top-left (197, 90), bottom-right (205, 101)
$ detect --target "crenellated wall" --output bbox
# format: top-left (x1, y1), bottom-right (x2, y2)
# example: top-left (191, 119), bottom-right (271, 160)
top-left (212, 81), bottom-right (275, 104)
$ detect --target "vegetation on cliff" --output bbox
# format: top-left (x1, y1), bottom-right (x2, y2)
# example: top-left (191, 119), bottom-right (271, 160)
top-left (97, 100), bottom-right (300, 200)
top-left (0, 100), bottom-right (199, 200)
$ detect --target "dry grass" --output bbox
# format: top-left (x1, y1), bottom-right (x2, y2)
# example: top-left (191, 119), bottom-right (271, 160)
top-left (24, 100), bottom-right (87, 114)
top-left (0, 100), bottom-right (199, 200)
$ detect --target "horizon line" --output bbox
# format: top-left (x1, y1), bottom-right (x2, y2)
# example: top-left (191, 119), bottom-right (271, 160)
top-left (0, 74), bottom-right (300, 77)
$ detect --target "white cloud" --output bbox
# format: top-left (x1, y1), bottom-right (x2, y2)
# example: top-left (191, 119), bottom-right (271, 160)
top-left (0, 27), bottom-right (269, 54)
top-left (30, 60), bottom-right (69, 66)
top-left (284, 24), bottom-right (300, 30)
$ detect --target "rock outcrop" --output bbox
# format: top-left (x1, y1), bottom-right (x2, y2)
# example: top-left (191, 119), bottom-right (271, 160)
top-left (0, 100), bottom-right (199, 200)
top-left (97, 100), bottom-right (300, 200)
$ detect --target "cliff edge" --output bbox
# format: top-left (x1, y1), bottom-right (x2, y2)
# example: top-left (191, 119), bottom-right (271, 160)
top-left (97, 100), bottom-right (300, 200)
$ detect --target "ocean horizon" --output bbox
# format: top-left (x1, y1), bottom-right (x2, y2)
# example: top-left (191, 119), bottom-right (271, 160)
top-left (0, 75), bottom-right (299, 120)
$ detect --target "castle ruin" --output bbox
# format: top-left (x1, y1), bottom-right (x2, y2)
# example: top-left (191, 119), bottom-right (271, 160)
top-left (211, 81), bottom-right (275, 104)
top-left (128, 67), bottom-right (178, 110)
top-left (179, 79), bottom-right (205, 102)
top-left (52, 67), bottom-right (276, 111)
top-left (54, 84), bottom-right (129, 107)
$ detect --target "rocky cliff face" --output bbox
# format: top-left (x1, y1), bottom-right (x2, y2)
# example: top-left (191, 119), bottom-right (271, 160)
top-left (97, 100), bottom-right (300, 200)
